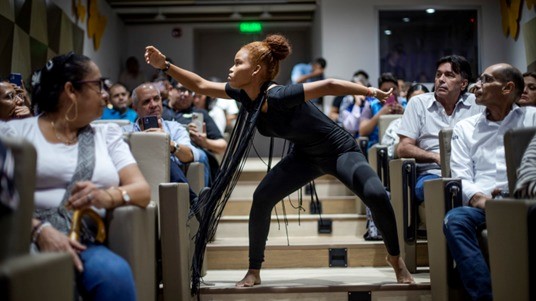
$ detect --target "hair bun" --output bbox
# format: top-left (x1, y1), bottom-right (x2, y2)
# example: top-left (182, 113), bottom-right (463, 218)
top-left (264, 34), bottom-right (292, 61)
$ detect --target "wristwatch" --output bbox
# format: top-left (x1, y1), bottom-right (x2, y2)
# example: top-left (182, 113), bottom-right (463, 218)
top-left (171, 141), bottom-right (180, 154)
top-left (161, 61), bottom-right (171, 72)
top-left (117, 187), bottom-right (131, 204)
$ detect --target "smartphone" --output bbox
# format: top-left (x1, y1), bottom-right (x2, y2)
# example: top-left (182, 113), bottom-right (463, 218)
top-left (9, 73), bottom-right (22, 86)
top-left (142, 115), bottom-right (159, 129)
top-left (192, 112), bottom-right (204, 133)
top-left (385, 94), bottom-right (397, 105)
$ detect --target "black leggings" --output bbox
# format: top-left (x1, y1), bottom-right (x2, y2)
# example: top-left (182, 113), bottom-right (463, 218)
top-left (248, 150), bottom-right (400, 269)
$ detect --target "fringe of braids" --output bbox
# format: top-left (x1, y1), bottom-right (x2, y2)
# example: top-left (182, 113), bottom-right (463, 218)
top-left (189, 83), bottom-right (270, 297)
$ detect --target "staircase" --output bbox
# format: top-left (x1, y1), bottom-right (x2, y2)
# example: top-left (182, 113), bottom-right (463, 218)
top-left (200, 158), bottom-right (431, 300)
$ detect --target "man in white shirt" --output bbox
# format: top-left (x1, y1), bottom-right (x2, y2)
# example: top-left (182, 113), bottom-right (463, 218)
top-left (397, 55), bottom-right (484, 204)
top-left (444, 63), bottom-right (536, 301)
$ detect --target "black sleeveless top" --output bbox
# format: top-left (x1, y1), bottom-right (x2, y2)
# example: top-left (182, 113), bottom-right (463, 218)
top-left (225, 83), bottom-right (358, 157)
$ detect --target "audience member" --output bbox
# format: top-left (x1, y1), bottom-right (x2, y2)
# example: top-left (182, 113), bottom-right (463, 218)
top-left (381, 83), bottom-right (429, 158)
top-left (329, 70), bottom-right (370, 125)
top-left (518, 71), bottom-right (536, 107)
top-left (194, 93), bottom-right (227, 135)
top-left (444, 63), bottom-right (536, 301)
top-left (163, 84), bottom-right (228, 184)
top-left (122, 82), bottom-right (200, 202)
top-left (100, 83), bottom-right (137, 122)
top-left (0, 81), bottom-right (32, 121)
top-left (397, 55), bottom-right (484, 204)
top-left (359, 73), bottom-right (405, 147)
top-left (213, 96), bottom-right (239, 132)
top-left (291, 57), bottom-right (327, 109)
top-left (0, 52), bottom-right (151, 300)
top-left (118, 56), bottom-right (147, 92)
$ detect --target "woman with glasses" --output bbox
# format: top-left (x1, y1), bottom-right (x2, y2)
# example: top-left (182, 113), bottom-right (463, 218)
top-left (0, 81), bottom-right (32, 121)
top-left (0, 53), bottom-right (150, 301)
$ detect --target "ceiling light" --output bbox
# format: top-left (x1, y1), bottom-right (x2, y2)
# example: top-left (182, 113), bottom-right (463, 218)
top-left (155, 8), bottom-right (165, 20)
top-left (260, 11), bottom-right (272, 19)
top-left (426, 8), bottom-right (435, 14)
top-left (384, 30), bottom-right (392, 35)
top-left (230, 11), bottom-right (242, 19)
top-left (402, 17), bottom-right (410, 22)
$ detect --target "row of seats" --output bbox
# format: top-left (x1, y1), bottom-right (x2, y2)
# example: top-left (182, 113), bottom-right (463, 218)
top-left (0, 131), bottom-right (203, 301)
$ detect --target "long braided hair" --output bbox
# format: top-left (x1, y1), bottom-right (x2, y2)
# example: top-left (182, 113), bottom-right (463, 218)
top-left (190, 34), bottom-right (291, 296)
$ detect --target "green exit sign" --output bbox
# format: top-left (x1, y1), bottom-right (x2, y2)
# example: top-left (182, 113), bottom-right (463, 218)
top-left (239, 22), bottom-right (262, 33)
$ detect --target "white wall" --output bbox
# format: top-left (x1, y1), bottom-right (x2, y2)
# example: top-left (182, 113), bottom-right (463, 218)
top-left (51, 0), bottom-right (125, 80)
top-left (504, 4), bottom-right (536, 71)
top-left (120, 0), bottom-right (532, 85)
top-left (319, 0), bottom-right (510, 82)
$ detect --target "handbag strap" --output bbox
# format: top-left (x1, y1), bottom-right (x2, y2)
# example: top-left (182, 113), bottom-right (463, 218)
top-left (34, 125), bottom-right (96, 239)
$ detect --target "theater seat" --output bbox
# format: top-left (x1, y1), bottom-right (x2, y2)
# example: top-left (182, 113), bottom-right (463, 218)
top-left (0, 136), bottom-right (73, 301)
top-left (486, 126), bottom-right (536, 301)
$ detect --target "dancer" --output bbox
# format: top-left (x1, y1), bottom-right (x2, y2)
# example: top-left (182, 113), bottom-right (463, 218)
top-left (144, 34), bottom-right (414, 292)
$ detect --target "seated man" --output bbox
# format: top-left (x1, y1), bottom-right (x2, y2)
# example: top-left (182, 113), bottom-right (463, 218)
top-left (162, 83), bottom-right (227, 185)
top-left (397, 55), bottom-right (484, 204)
top-left (101, 83), bottom-right (137, 123)
top-left (123, 82), bottom-right (201, 202)
top-left (444, 63), bottom-right (536, 301)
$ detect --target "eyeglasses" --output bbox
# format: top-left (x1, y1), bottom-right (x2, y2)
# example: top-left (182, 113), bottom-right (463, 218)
top-left (3, 91), bottom-right (24, 102)
top-left (476, 74), bottom-right (501, 85)
top-left (76, 77), bottom-right (111, 94)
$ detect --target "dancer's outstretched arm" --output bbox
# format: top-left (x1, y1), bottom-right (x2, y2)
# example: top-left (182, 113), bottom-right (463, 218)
top-left (303, 78), bottom-right (392, 102)
top-left (144, 46), bottom-right (228, 99)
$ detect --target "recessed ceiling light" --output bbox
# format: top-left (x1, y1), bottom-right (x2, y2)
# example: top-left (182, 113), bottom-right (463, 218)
top-left (426, 8), bottom-right (435, 14)
top-left (384, 30), bottom-right (392, 35)
top-left (402, 17), bottom-right (410, 22)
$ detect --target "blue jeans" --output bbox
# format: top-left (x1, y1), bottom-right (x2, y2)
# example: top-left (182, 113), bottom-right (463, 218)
top-left (443, 206), bottom-right (492, 301)
top-left (415, 173), bottom-right (440, 204)
top-left (77, 244), bottom-right (136, 301)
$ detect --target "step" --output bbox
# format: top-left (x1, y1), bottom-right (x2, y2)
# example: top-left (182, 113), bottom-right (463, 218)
top-left (222, 195), bottom-right (359, 216)
top-left (206, 236), bottom-right (429, 270)
top-left (215, 213), bottom-right (367, 240)
top-left (230, 179), bottom-right (353, 199)
top-left (199, 267), bottom-right (431, 301)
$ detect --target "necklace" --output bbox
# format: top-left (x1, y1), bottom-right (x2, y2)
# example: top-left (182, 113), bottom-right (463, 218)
top-left (51, 121), bottom-right (78, 145)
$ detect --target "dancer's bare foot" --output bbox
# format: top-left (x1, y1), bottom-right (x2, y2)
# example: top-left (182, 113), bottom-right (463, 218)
top-left (235, 269), bottom-right (261, 287)
top-left (386, 255), bottom-right (415, 284)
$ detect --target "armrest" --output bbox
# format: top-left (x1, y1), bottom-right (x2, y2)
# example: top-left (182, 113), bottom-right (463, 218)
top-left (107, 204), bottom-right (157, 301)
top-left (424, 177), bottom-right (463, 301)
top-left (0, 252), bottom-right (73, 301)
top-left (389, 158), bottom-right (417, 272)
top-left (357, 136), bottom-right (369, 160)
top-left (186, 162), bottom-right (205, 194)
top-left (159, 183), bottom-right (193, 301)
top-left (486, 199), bottom-right (536, 301)
top-left (368, 144), bottom-right (390, 189)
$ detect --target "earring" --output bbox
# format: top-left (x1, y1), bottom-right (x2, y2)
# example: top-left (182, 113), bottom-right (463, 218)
top-left (65, 101), bottom-right (78, 122)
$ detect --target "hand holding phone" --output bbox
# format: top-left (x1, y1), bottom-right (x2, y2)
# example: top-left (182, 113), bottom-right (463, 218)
top-left (191, 112), bottom-right (204, 133)
top-left (142, 115), bottom-right (159, 130)
top-left (385, 94), bottom-right (397, 106)
top-left (9, 73), bottom-right (22, 86)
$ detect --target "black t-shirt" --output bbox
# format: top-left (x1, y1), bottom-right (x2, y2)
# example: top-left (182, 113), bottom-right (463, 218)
top-left (225, 83), bottom-right (358, 157)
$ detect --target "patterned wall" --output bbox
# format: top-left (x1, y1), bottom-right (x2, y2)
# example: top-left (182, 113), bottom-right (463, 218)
top-left (0, 0), bottom-right (84, 83)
